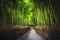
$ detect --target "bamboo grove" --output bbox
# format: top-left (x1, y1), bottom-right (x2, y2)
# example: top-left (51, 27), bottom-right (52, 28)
top-left (0, 0), bottom-right (60, 26)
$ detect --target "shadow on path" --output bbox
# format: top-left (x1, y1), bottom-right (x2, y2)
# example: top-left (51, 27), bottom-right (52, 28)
top-left (16, 28), bottom-right (46, 40)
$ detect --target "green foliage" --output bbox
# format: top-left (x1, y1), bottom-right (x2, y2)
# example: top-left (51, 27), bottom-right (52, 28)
top-left (0, 0), bottom-right (59, 26)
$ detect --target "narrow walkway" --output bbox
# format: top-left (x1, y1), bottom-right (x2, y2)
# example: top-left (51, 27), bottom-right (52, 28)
top-left (16, 28), bottom-right (46, 40)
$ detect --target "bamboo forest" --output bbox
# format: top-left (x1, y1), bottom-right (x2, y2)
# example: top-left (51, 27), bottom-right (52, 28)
top-left (0, 0), bottom-right (60, 40)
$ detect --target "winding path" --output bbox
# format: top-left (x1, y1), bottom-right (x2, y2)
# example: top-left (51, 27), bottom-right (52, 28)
top-left (16, 28), bottom-right (46, 40)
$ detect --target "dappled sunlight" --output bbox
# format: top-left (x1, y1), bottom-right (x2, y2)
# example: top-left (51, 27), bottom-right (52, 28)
top-left (30, 28), bottom-right (35, 32)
